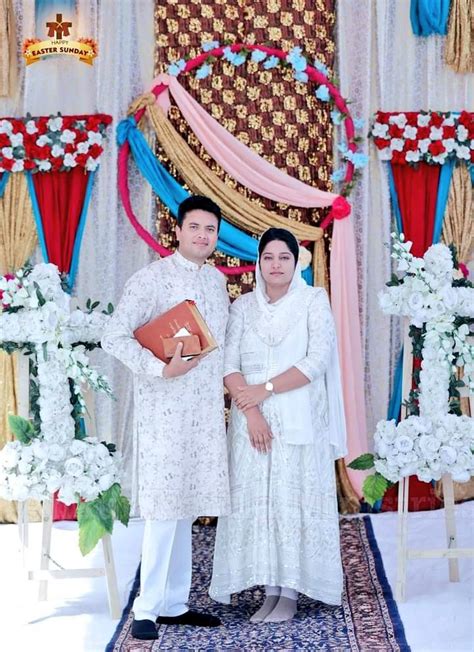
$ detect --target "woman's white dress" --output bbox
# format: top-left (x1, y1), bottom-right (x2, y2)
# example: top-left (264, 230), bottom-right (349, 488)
top-left (209, 284), bottom-right (346, 606)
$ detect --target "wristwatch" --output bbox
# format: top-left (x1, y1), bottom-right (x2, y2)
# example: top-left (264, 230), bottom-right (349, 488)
top-left (265, 381), bottom-right (274, 394)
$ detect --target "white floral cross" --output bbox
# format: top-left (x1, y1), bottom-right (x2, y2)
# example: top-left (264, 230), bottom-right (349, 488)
top-left (0, 264), bottom-right (121, 506)
top-left (374, 236), bottom-right (474, 484)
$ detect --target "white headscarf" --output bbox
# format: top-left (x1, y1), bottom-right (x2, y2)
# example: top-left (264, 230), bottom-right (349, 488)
top-left (253, 230), bottom-right (347, 457)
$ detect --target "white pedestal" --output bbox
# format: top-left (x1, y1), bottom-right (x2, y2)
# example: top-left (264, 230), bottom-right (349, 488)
top-left (15, 351), bottom-right (121, 619)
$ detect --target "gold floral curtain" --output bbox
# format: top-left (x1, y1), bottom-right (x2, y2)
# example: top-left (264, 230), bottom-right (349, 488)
top-left (445, 0), bottom-right (474, 73)
top-left (153, 1), bottom-right (361, 512)
top-left (154, 0), bottom-right (336, 295)
top-left (436, 163), bottom-right (474, 503)
top-left (0, 0), bottom-right (17, 97)
top-left (0, 173), bottom-right (40, 522)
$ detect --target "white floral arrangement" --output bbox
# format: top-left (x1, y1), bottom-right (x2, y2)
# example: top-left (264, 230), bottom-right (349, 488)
top-left (0, 264), bottom-right (129, 553)
top-left (349, 235), bottom-right (474, 504)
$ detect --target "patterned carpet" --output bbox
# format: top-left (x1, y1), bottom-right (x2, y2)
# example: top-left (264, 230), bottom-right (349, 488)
top-left (107, 518), bottom-right (410, 651)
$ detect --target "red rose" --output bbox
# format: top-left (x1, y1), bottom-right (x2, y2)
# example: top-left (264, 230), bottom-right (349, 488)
top-left (0, 134), bottom-right (10, 148)
top-left (430, 113), bottom-right (444, 128)
top-left (75, 130), bottom-right (88, 143)
top-left (0, 157), bottom-right (14, 171)
top-left (442, 125), bottom-right (456, 139)
top-left (374, 137), bottom-right (390, 149)
top-left (86, 115), bottom-right (111, 130)
top-left (403, 139), bottom-right (418, 151)
top-left (376, 112), bottom-right (390, 124)
top-left (31, 144), bottom-right (51, 160)
top-left (417, 126), bottom-right (430, 139)
top-left (406, 113), bottom-right (418, 127)
top-left (391, 151), bottom-right (407, 165)
top-left (35, 118), bottom-right (48, 134)
top-left (329, 196), bottom-right (351, 221)
top-left (458, 111), bottom-right (473, 128)
top-left (64, 143), bottom-right (75, 154)
top-left (75, 153), bottom-right (89, 167)
top-left (389, 124), bottom-right (404, 138)
top-left (51, 157), bottom-right (63, 171)
top-left (23, 159), bottom-right (36, 170)
top-left (428, 141), bottom-right (446, 156)
top-left (88, 144), bottom-right (103, 158)
top-left (12, 122), bottom-right (26, 135)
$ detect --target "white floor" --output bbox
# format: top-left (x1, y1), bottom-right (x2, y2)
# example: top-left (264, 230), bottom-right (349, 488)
top-left (0, 502), bottom-right (472, 652)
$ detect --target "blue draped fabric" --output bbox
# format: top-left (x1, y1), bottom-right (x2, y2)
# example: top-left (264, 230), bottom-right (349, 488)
top-left (410, 0), bottom-right (451, 36)
top-left (68, 170), bottom-right (96, 289)
top-left (117, 117), bottom-right (258, 262)
top-left (432, 158), bottom-right (455, 243)
top-left (386, 158), bottom-right (456, 420)
top-left (118, 117), bottom-right (315, 284)
top-left (387, 165), bottom-right (403, 233)
top-left (25, 172), bottom-right (49, 264)
top-left (0, 172), bottom-right (9, 198)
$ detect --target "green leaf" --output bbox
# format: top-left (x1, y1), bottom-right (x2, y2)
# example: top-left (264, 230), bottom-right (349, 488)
top-left (33, 282), bottom-right (46, 307)
top-left (77, 502), bottom-right (108, 556)
top-left (8, 415), bottom-right (36, 444)
top-left (363, 473), bottom-right (389, 507)
top-left (347, 453), bottom-right (374, 470)
top-left (114, 496), bottom-right (131, 527)
top-left (101, 482), bottom-right (121, 507)
top-left (101, 482), bottom-right (130, 527)
top-left (91, 301), bottom-right (100, 310)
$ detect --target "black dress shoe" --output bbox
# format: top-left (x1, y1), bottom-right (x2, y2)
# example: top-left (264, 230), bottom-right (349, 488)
top-left (156, 610), bottom-right (221, 627)
top-left (131, 618), bottom-right (158, 640)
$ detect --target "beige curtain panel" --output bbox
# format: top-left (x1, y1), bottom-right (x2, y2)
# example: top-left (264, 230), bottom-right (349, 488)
top-left (0, 173), bottom-right (40, 522)
top-left (445, 0), bottom-right (474, 73)
top-left (0, 0), bottom-right (18, 97)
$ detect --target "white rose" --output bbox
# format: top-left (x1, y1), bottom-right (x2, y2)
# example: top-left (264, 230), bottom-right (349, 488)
top-left (451, 469), bottom-right (471, 483)
top-left (64, 457), bottom-right (85, 477)
top-left (395, 434), bottom-right (414, 453)
top-left (439, 445), bottom-right (457, 465)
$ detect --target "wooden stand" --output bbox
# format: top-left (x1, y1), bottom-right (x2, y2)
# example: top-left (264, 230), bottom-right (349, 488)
top-left (396, 322), bottom-right (474, 602)
top-left (16, 352), bottom-right (121, 619)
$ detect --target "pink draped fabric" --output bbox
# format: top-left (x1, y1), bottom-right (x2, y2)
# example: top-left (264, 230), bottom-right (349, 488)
top-left (149, 73), bottom-right (367, 496)
top-left (331, 218), bottom-right (367, 495)
top-left (156, 74), bottom-right (338, 208)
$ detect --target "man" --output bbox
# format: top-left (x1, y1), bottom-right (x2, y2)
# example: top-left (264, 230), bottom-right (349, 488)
top-left (102, 196), bottom-right (230, 640)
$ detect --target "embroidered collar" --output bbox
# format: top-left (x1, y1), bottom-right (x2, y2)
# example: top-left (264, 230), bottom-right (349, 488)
top-left (173, 250), bottom-right (203, 272)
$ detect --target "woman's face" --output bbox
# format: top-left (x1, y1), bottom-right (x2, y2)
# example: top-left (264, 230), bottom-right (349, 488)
top-left (259, 239), bottom-right (296, 288)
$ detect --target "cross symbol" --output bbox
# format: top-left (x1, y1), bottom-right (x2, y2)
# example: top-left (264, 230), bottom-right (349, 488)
top-left (380, 237), bottom-right (474, 422)
top-left (46, 14), bottom-right (72, 40)
top-left (0, 265), bottom-right (111, 453)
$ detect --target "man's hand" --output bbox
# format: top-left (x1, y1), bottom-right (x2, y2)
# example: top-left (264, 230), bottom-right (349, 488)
top-left (162, 342), bottom-right (200, 379)
top-left (235, 384), bottom-right (270, 411)
top-left (245, 407), bottom-right (273, 453)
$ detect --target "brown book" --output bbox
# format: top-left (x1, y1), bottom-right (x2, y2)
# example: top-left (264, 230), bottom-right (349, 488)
top-left (134, 299), bottom-right (218, 363)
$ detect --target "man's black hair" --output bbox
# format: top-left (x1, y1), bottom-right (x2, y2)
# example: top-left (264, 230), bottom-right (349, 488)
top-left (258, 228), bottom-right (299, 265)
top-left (177, 195), bottom-right (222, 228)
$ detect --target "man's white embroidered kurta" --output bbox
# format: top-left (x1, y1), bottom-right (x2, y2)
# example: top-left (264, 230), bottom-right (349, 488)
top-left (102, 252), bottom-right (230, 521)
top-left (210, 284), bottom-right (346, 606)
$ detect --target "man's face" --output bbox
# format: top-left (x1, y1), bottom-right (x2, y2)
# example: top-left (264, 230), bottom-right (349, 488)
top-left (175, 209), bottom-right (219, 264)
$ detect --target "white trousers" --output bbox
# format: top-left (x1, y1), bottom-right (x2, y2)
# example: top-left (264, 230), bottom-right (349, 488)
top-left (133, 518), bottom-right (193, 621)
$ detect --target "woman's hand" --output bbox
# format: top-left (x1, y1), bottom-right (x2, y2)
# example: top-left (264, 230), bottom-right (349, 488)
top-left (235, 384), bottom-right (270, 410)
top-left (245, 407), bottom-right (273, 453)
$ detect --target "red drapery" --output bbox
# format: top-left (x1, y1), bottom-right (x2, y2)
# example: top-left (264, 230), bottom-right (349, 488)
top-left (390, 162), bottom-right (441, 257)
top-left (32, 167), bottom-right (89, 274)
top-left (382, 161), bottom-right (443, 512)
top-left (33, 167), bottom-right (90, 521)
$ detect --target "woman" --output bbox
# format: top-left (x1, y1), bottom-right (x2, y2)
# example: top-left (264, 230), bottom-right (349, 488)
top-left (209, 228), bottom-right (347, 623)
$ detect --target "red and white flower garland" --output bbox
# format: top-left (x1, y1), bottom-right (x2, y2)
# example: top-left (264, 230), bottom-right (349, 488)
top-left (0, 114), bottom-right (112, 174)
top-left (370, 110), bottom-right (474, 165)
